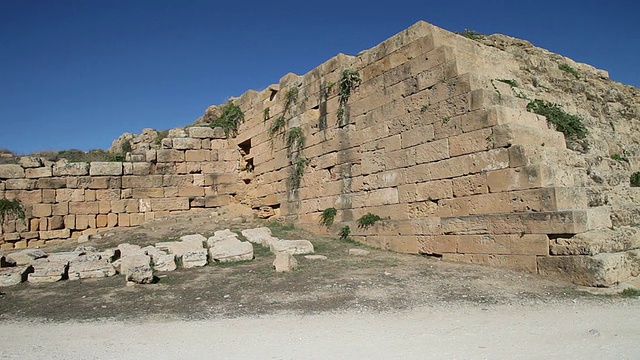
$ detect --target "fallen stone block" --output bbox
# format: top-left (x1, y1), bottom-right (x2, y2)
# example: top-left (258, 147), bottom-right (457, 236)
top-left (273, 251), bottom-right (297, 273)
top-left (156, 240), bottom-right (203, 257)
top-left (68, 258), bottom-right (116, 280)
top-left (117, 243), bottom-right (143, 258)
top-left (349, 249), bottom-right (371, 256)
top-left (270, 240), bottom-right (314, 255)
top-left (6, 249), bottom-right (47, 266)
top-left (153, 253), bottom-right (177, 272)
top-left (538, 250), bottom-right (640, 287)
top-left (181, 249), bottom-right (208, 268)
top-left (28, 259), bottom-right (69, 283)
top-left (241, 227), bottom-right (277, 247)
top-left (0, 266), bottom-right (33, 287)
top-left (120, 254), bottom-right (154, 284)
top-left (304, 255), bottom-right (328, 261)
top-left (206, 229), bottom-right (238, 247)
top-left (47, 251), bottom-right (82, 263)
top-left (179, 234), bottom-right (207, 246)
top-left (209, 239), bottom-right (253, 263)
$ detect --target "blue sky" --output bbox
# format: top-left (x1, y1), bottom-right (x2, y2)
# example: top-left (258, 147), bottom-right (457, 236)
top-left (1, 0), bottom-right (638, 154)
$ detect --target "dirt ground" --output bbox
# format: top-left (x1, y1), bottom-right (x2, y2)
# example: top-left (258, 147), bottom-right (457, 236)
top-left (0, 206), bottom-right (635, 323)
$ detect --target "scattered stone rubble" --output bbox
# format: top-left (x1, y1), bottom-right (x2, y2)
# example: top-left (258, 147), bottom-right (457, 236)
top-left (0, 227), bottom-right (317, 286)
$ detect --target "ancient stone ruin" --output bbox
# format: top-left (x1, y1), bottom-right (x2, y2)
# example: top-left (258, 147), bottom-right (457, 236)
top-left (1, 21), bottom-right (639, 287)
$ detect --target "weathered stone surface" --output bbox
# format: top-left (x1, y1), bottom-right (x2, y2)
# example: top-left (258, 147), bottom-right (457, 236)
top-left (6, 249), bottom-right (47, 266)
top-left (179, 234), bottom-right (207, 246)
top-left (538, 250), bottom-right (640, 287)
top-left (209, 239), bottom-right (253, 262)
top-left (273, 251), bottom-right (297, 272)
top-left (18, 156), bottom-right (43, 168)
top-left (348, 249), bottom-right (371, 256)
top-left (0, 266), bottom-right (33, 287)
top-left (53, 161), bottom-right (89, 176)
top-left (68, 258), bottom-right (116, 280)
top-left (181, 249), bottom-right (208, 268)
top-left (0, 164), bottom-right (24, 179)
top-left (47, 251), bottom-right (82, 263)
top-left (118, 243), bottom-right (143, 258)
top-left (270, 240), bottom-right (314, 255)
top-left (550, 227), bottom-right (640, 256)
top-left (188, 126), bottom-right (218, 139)
top-left (241, 227), bottom-right (277, 247)
top-left (141, 246), bottom-right (177, 272)
top-left (206, 229), bottom-right (238, 247)
top-left (304, 255), bottom-right (328, 260)
top-left (89, 162), bottom-right (123, 176)
top-left (28, 259), bottom-right (69, 283)
top-left (120, 254), bottom-right (154, 284)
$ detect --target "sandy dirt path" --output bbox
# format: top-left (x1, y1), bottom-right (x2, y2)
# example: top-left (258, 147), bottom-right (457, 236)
top-left (2, 301), bottom-right (639, 359)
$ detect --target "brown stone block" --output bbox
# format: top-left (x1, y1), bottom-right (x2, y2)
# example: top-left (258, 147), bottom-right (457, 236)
top-left (132, 162), bottom-right (152, 176)
top-left (118, 213), bottom-right (130, 227)
top-left (89, 162), bottom-right (123, 176)
top-left (0, 164), bottom-right (25, 179)
top-left (84, 189), bottom-right (96, 201)
top-left (39, 228), bottom-right (70, 240)
top-left (386, 236), bottom-right (419, 254)
top-left (418, 235), bottom-right (457, 254)
top-left (49, 215), bottom-right (64, 230)
top-left (448, 128), bottom-right (493, 157)
top-left (172, 138), bottom-right (201, 150)
top-left (455, 234), bottom-right (511, 254)
top-left (414, 138), bottom-right (449, 165)
top-left (163, 187), bottom-right (179, 197)
top-left (64, 215), bottom-right (75, 229)
top-left (204, 195), bottom-right (231, 207)
top-left (122, 175), bottom-right (163, 189)
top-left (88, 177), bottom-right (110, 189)
top-left (38, 217), bottom-right (47, 232)
top-left (132, 188), bottom-right (164, 198)
top-left (107, 213), bottom-right (118, 227)
top-left (69, 201), bottom-right (99, 215)
top-left (76, 215), bottom-right (96, 229)
top-left (25, 167), bottom-right (52, 178)
top-left (53, 162), bottom-right (89, 176)
top-left (129, 213), bottom-right (145, 226)
top-left (31, 204), bottom-right (52, 217)
top-left (96, 214), bottom-right (108, 227)
top-left (29, 218), bottom-right (40, 232)
top-left (95, 189), bottom-right (121, 201)
top-left (178, 186), bottom-right (205, 197)
top-left (451, 173), bottom-right (487, 197)
top-left (52, 202), bottom-right (69, 216)
top-left (442, 253), bottom-right (490, 265)
top-left (14, 240), bottom-right (28, 249)
top-left (36, 177), bottom-right (67, 189)
top-left (5, 179), bottom-right (37, 190)
top-left (157, 149), bottom-right (185, 162)
top-left (184, 149), bottom-right (210, 162)
top-left (149, 198), bottom-right (190, 211)
top-left (28, 239), bottom-right (46, 248)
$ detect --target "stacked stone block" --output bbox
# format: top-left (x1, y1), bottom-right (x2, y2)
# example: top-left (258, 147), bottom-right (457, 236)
top-left (0, 128), bottom-right (243, 249)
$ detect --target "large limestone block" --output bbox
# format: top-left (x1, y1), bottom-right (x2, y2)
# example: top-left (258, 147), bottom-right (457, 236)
top-left (273, 251), bottom-right (297, 272)
top-left (89, 162), bottom-right (123, 176)
top-left (179, 234), bottom-right (207, 246)
top-left (28, 259), bottom-right (69, 283)
top-left (118, 243), bottom-right (143, 258)
top-left (18, 156), bottom-right (43, 168)
top-left (6, 249), bottom-right (47, 266)
top-left (53, 161), bottom-right (89, 176)
top-left (0, 164), bottom-right (25, 179)
top-left (172, 138), bottom-right (201, 150)
top-left (47, 251), bottom-right (83, 263)
top-left (241, 227), bottom-right (277, 247)
top-left (68, 258), bottom-right (116, 280)
top-left (206, 229), bottom-right (238, 247)
top-left (141, 246), bottom-right (177, 272)
top-left (269, 240), bottom-right (314, 255)
top-left (188, 127), bottom-right (218, 139)
top-left (0, 266), bottom-right (33, 287)
top-left (181, 249), bottom-right (208, 268)
top-left (120, 254), bottom-right (154, 284)
top-left (209, 239), bottom-right (253, 262)
top-left (538, 251), bottom-right (640, 287)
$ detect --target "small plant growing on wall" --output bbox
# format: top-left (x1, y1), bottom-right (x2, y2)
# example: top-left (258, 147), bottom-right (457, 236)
top-left (559, 63), bottom-right (580, 79)
top-left (209, 101), bottom-right (245, 138)
top-left (455, 29), bottom-right (484, 40)
top-left (263, 107), bottom-right (270, 121)
top-left (631, 172), bottom-right (640, 187)
top-left (286, 127), bottom-right (305, 155)
top-left (339, 225), bottom-right (351, 240)
top-left (337, 69), bottom-right (362, 124)
top-left (357, 213), bottom-right (383, 229)
top-left (526, 99), bottom-right (587, 139)
top-left (0, 198), bottom-right (25, 225)
top-left (319, 207), bottom-right (337, 229)
top-left (288, 157), bottom-right (309, 190)
top-left (284, 87), bottom-right (299, 113)
top-left (269, 116), bottom-right (286, 137)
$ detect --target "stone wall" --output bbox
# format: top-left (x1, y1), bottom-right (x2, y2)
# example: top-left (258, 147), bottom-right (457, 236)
top-left (0, 127), bottom-right (245, 249)
top-left (2, 21), bottom-right (639, 286)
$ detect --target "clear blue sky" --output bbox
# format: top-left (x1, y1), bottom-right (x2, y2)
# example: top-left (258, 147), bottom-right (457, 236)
top-left (1, 0), bottom-right (638, 154)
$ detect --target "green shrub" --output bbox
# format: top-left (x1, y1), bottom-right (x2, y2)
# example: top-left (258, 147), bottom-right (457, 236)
top-left (526, 99), bottom-right (587, 139)
top-left (319, 208), bottom-right (337, 228)
top-left (263, 107), bottom-right (270, 121)
top-left (286, 127), bottom-right (305, 154)
top-left (456, 29), bottom-right (484, 40)
top-left (154, 130), bottom-right (169, 146)
top-left (631, 172), bottom-right (640, 187)
top-left (288, 157), bottom-right (309, 190)
top-left (337, 69), bottom-right (361, 124)
top-left (269, 116), bottom-right (286, 137)
top-left (209, 101), bottom-right (244, 138)
top-left (496, 79), bottom-right (517, 87)
top-left (619, 288), bottom-right (640, 297)
top-left (339, 225), bottom-right (351, 240)
top-left (559, 63), bottom-right (580, 79)
top-left (611, 154), bottom-right (629, 163)
top-left (357, 213), bottom-right (383, 229)
top-left (0, 198), bottom-right (25, 225)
